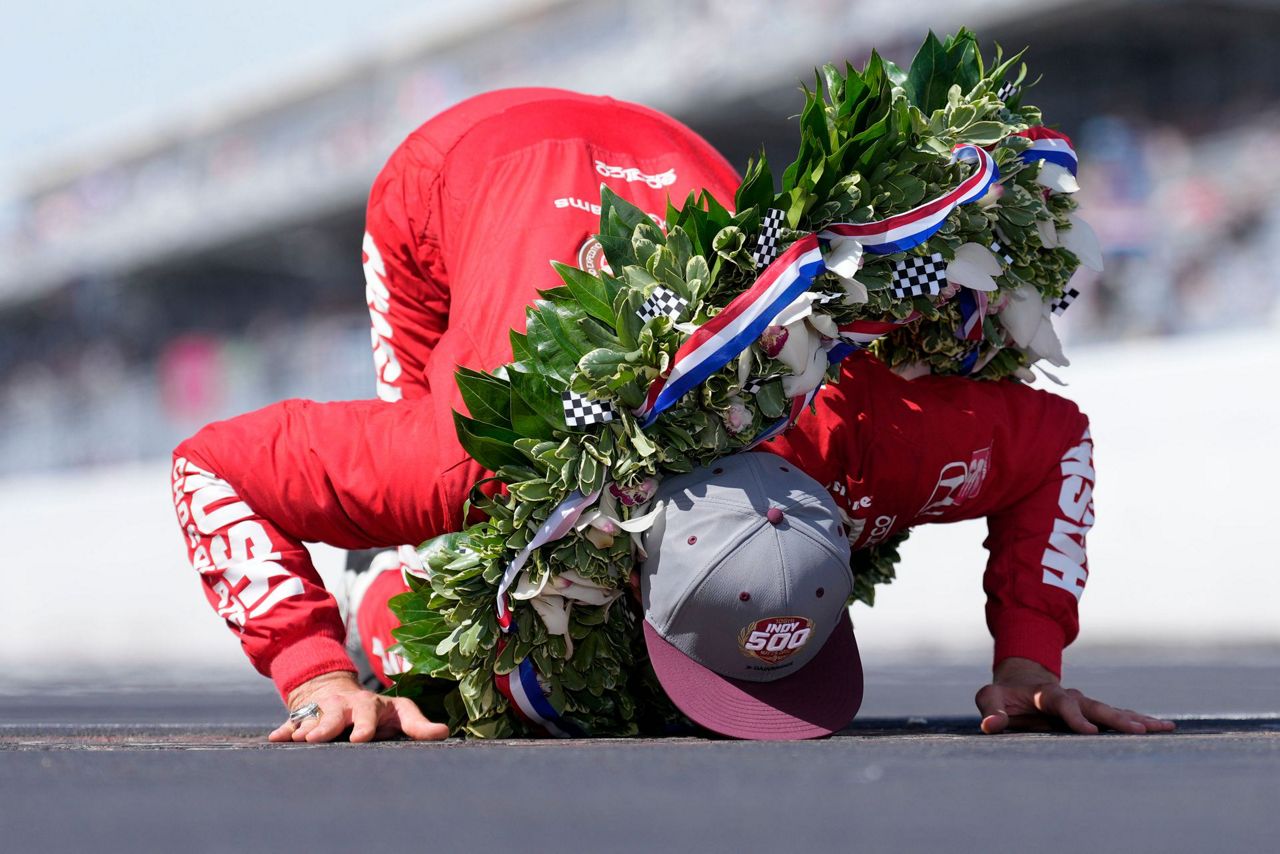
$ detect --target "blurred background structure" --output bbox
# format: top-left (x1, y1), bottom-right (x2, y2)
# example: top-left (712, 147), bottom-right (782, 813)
top-left (2, 0), bottom-right (1277, 680)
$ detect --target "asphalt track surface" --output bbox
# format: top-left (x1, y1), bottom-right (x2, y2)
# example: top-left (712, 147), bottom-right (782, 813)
top-left (3, 658), bottom-right (1278, 854)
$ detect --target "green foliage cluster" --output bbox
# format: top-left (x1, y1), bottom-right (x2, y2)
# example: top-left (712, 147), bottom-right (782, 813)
top-left (388, 29), bottom-right (1085, 738)
top-left (770, 30), bottom-right (1082, 374)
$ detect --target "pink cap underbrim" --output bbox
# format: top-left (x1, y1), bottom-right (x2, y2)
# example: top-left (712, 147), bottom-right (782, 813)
top-left (643, 610), bottom-right (863, 740)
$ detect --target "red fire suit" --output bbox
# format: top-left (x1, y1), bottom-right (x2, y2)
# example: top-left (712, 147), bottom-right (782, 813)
top-left (170, 89), bottom-right (1094, 702)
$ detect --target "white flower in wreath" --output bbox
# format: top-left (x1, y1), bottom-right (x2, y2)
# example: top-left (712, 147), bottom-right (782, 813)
top-left (512, 566), bottom-right (624, 658)
top-left (1036, 217), bottom-right (1058, 249)
top-left (769, 295), bottom-right (832, 397)
top-left (838, 276), bottom-right (869, 305)
top-left (737, 347), bottom-right (754, 388)
top-left (582, 519), bottom-right (620, 550)
top-left (806, 311), bottom-right (839, 338)
top-left (1060, 215), bottom-right (1104, 272)
top-left (822, 235), bottom-right (870, 304)
top-left (998, 283), bottom-right (1069, 368)
top-left (575, 487), bottom-right (663, 558)
top-left (1035, 162), bottom-right (1080, 194)
top-left (782, 346), bottom-right (828, 397)
top-left (945, 242), bottom-right (1003, 292)
top-left (527, 596), bottom-right (572, 654)
top-left (552, 569), bottom-right (623, 607)
top-left (1036, 214), bottom-right (1104, 272)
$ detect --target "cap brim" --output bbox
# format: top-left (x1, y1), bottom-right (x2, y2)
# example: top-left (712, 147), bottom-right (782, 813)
top-left (642, 610), bottom-right (863, 740)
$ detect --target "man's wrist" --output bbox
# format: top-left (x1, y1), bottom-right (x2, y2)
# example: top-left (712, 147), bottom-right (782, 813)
top-left (989, 607), bottom-right (1067, 678)
top-left (993, 656), bottom-right (1059, 686)
top-left (267, 627), bottom-right (357, 701)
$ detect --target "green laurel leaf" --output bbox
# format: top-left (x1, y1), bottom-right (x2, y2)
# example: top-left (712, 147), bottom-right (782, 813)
top-left (552, 262), bottom-right (616, 326)
top-left (455, 367), bottom-right (511, 428)
top-left (452, 411), bottom-right (526, 472)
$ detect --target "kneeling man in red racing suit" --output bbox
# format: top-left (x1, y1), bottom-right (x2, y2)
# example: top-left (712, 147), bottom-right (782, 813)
top-left (170, 88), bottom-right (1174, 742)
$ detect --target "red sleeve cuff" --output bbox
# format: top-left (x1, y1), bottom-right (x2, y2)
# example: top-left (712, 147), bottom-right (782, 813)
top-left (989, 608), bottom-right (1067, 679)
top-left (266, 626), bottom-right (357, 702)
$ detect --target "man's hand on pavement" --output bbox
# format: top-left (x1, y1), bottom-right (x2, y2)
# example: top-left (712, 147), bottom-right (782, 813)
top-left (268, 671), bottom-right (451, 743)
top-left (975, 657), bottom-right (1177, 735)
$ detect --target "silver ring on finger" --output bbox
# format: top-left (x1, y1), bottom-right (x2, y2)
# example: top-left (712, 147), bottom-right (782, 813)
top-left (288, 702), bottom-right (323, 725)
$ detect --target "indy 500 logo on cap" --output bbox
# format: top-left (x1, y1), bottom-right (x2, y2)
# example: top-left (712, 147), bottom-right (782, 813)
top-left (738, 616), bottom-right (813, 664)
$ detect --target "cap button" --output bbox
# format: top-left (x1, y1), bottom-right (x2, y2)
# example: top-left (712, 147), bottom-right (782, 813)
top-left (766, 507), bottom-right (785, 526)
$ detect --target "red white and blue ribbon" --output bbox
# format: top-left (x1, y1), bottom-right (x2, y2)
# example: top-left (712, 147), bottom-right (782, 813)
top-left (494, 640), bottom-right (578, 738)
top-left (820, 341), bottom-right (859, 365)
top-left (1014, 127), bottom-right (1077, 176)
top-left (492, 487), bottom-right (599, 738)
top-left (818, 143), bottom-right (999, 255)
top-left (634, 235), bottom-right (826, 427)
top-left (838, 317), bottom-right (914, 347)
top-left (954, 288), bottom-right (989, 342)
top-left (822, 314), bottom-right (921, 363)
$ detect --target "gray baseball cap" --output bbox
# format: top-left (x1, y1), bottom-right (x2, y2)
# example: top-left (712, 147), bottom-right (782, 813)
top-left (640, 452), bottom-right (863, 739)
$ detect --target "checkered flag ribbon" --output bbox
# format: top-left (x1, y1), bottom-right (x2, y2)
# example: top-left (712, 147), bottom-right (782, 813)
top-left (890, 252), bottom-right (948, 299)
top-left (561, 390), bottom-right (615, 429)
top-left (634, 289), bottom-right (686, 325)
top-left (743, 375), bottom-right (782, 394)
top-left (752, 208), bottom-right (787, 270)
top-left (989, 239), bottom-right (1015, 267)
top-left (997, 82), bottom-right (1019, 102)
top-left (1051, 286), bottom-right (1080, 315)
top-left (637, 286), bottom-right (689, 324)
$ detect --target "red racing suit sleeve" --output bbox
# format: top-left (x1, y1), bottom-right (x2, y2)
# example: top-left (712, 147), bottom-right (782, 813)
top-left (170, 396), bottom-right (475, 700)
top-left (982, 424), bottom-right (1094, 677)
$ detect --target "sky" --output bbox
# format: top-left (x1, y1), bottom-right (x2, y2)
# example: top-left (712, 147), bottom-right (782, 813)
top-left (0, 0), bottom-right (467, 183)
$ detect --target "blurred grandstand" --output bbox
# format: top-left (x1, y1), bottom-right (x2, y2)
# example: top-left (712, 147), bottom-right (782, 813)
top-left (3, 0), bottom-right (1279, 476)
